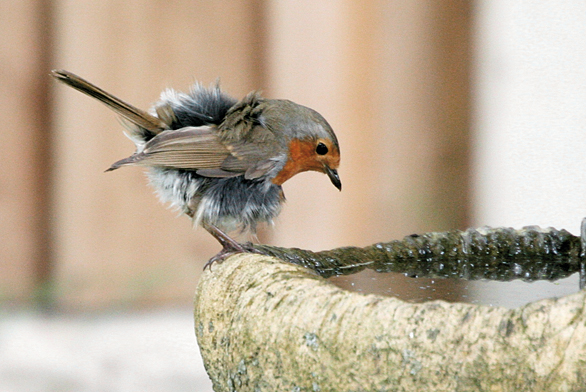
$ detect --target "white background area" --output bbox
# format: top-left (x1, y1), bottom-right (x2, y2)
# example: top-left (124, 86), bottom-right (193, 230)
top-left (0, 309), bottom-right (213, 392)
top-left (470, 1), bottom-right (586, 306)
top-left (473, 1), bottom-right (586, 232)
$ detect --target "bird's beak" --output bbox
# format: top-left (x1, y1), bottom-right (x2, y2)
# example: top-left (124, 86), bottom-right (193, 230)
top-left (325, 166), bottom-right (342, 191)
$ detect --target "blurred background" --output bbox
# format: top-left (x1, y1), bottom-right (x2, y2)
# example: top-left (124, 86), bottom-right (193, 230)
top-left (2, 1), bottom-right (586, 390)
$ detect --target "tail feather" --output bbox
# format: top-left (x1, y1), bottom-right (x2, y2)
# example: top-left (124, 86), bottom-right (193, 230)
top-left (105, 154), bottom-right (144, 172)
top-left (51, 69), bottom-right (168, 134)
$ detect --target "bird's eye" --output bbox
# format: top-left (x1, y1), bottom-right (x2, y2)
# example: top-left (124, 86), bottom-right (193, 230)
top-left (316, 142), bottom-right (328, 155)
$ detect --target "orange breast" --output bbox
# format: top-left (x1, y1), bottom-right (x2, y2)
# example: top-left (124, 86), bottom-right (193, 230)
top-left (272, 139), bottom-right (324, 185)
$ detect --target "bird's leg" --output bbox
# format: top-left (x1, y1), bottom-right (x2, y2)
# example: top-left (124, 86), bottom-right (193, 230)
top-left (203, 224), bottom-right (261, 269)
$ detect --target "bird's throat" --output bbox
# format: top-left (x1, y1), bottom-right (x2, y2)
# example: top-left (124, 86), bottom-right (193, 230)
top-left (271, 139), bottom-right (324, 185)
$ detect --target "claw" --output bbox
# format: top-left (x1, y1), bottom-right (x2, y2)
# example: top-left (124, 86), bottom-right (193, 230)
top-left (203, 225), bottom-right (262, 270)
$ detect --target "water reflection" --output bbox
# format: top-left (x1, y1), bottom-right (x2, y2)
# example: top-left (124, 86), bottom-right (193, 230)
top-left (467, 273), bottom-right (580, 308)
top-left (329, 270), bottom-right (580, 309)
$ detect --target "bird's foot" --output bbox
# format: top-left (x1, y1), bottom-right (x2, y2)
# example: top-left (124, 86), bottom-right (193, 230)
top-left (203, 224), bottom-right (265, 270)
top-left (203, 241), bottom-right (262, 270)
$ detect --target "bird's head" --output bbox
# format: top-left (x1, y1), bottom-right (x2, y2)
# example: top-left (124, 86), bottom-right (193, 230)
top-left (263, 100), bottom-right (341, 190)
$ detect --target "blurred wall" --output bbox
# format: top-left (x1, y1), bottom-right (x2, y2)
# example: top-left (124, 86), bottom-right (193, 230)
top-left (1, 1), bottom-right (53, 305)
top-left (1, 1), bottom-right (471, 309)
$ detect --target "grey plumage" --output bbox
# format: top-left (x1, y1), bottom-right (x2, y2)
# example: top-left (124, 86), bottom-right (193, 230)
top-left (129, 83), bottom-right (289, 233)
top-left (148, 168), bottom-right (283, 233)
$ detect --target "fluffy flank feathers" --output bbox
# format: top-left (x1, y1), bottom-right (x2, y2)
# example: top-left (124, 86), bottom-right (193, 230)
top-left (159, 82), bottom-right (238, 131)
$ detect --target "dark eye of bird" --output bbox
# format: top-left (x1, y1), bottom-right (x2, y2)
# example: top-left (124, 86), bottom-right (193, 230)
top-left (316, 142), bottom-right (328, 155)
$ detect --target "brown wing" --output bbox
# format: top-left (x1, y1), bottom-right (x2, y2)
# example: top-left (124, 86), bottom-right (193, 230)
top-left (216, 94), bottom-right (289, 179)
top-left (109, 115), bottom-right (286, 180)
top-left (108, 126), bottom-right (232, 171)
top-left (219, 125), bottom-right (286, 179)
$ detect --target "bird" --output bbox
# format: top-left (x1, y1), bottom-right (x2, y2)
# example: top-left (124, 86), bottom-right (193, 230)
top-left (51, 70), bottom-right (341, 268)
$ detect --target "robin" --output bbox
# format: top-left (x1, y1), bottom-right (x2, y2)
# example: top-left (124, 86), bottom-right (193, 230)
top-left (51, 70), bottom-right (341, 267)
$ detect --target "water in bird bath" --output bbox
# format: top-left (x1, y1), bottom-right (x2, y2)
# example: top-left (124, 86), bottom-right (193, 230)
top-left (329, 270), bottom-right (581, 309)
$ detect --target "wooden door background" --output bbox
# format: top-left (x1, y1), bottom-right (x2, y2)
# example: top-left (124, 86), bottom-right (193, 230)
top-left (1, 1), bottom-right (471, 310)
